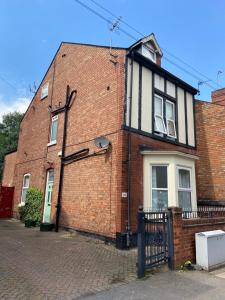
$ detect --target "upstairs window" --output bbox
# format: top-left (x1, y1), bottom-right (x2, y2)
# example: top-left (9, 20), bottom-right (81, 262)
top-left (154, 94), bottom-right (177, 138)
top-left (49, 115), bottom-right (58, 145)
top-left (41, 83), bottom-right (49, 99)
top-left (141, 44), bottom-right (157, 63)
top-left (154, 95), bottom-right (166, 134)
top-left (166, 100), bottom-right (176, 138)
top-left (21, 174), bottom-right (30, 204)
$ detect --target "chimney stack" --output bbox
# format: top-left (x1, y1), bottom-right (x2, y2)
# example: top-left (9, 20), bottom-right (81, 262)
top-left (212, 88), bottom-right (225, 105)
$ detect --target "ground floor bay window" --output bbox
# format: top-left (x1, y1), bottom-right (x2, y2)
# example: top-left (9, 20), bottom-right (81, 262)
top-left (142, 150), bottom-right (198, 211)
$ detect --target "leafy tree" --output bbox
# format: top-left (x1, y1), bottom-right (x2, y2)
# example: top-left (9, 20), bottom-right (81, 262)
top-left (0, 112), bottom-right (24, 180)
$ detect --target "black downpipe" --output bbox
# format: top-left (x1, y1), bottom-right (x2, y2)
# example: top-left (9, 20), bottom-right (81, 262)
top-left (55, 85), bottom-right (77, 232)
top-left (127, 53), bottom-right (134, 246)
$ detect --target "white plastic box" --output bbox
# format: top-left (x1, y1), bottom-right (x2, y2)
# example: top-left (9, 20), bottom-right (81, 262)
top-left (195, 230), bottom-right (225, 271)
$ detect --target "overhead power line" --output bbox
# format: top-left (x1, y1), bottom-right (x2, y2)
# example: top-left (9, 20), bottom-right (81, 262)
top-left (0, 74), bottom-right (18, 91)
top-left (78, 0), bottom-right (220, 91)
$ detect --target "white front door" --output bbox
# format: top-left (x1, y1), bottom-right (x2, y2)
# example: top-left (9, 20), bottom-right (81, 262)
top-left (43, 169), bottom-right (54, 223)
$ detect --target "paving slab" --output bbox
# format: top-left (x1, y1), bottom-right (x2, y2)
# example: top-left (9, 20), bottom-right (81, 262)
top-left (0, 219), bottom-right (136, 300)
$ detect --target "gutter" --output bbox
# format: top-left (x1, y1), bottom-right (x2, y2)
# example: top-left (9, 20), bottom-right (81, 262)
top-left (126, 51), bottom-right (134, 246)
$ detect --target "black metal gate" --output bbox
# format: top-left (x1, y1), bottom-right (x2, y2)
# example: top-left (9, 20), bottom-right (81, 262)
top-left (137, 207), bottom-right (174, 278)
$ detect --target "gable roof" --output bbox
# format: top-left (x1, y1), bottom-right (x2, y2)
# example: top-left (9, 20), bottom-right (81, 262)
top-left (129, 33), bottom-right (163, 56)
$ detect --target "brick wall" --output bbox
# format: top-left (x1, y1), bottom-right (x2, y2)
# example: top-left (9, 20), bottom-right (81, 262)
top-left (195, 100), bottom-right (225, 201)
top-left (171, 207), bottom-right (225, 268)
top-left (12, 43), bottom-right (127, 237)
top-left (2, 151), bottom-right (17, 187)
top-left (212, 88), bottom-right (225, 105)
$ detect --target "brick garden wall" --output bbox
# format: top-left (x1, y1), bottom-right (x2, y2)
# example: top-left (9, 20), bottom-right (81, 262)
top-left (171, 207), bottom-right (225, 268)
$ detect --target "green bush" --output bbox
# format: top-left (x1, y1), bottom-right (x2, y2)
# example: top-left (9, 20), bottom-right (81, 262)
top-left (20, 187), bottom-right (43, 225)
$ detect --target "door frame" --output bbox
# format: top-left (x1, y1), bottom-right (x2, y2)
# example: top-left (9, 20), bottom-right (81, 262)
top-left (43, 169), bottom-right (54, 223)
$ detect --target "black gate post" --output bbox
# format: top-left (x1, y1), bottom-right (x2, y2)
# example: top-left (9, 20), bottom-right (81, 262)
top-left (137, 206), bottom-right (146, 278)
top-left (167, 208), bottom-right (175, 270)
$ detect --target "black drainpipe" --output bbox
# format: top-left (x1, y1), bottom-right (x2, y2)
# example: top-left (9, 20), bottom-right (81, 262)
top-left (126, 52), bottom-right (134, 246)
top-left (55, 85), bottom-right (77, 232)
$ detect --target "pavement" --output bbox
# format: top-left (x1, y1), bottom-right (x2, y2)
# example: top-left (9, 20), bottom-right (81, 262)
top-left (2, 219), bottom-right (225, 300)
top-left (84, 268), bottom-right (225, 300)
top-left (0, 219), bottom-right (136, 300)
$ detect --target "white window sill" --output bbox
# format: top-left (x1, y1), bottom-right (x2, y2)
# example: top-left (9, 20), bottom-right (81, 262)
top-left (47, 141), bottom-right (57, 147)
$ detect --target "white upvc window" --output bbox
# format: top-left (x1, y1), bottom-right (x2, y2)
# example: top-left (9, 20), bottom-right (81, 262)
top-left (48, 115), bottom-right (58, 145)
top-left (166, 100), bottom-right (176, 138)
top-left (151, 165), bottom-right (168, 210)
top-left (154, 95), bottom-right (167, 134)
top-left (177, 167), bottom-right (192, 211)
top-left (41, 82), bottom-right (49, 99)
top-left (21, 174), bottom-right (30, 204)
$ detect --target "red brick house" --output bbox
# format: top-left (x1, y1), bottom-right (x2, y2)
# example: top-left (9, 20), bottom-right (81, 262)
top-left (3, 33), bottom-right (200, 245)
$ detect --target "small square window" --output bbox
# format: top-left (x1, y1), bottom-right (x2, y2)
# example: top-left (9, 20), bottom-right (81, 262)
top-left (41, 83), bottom-right (49, 99)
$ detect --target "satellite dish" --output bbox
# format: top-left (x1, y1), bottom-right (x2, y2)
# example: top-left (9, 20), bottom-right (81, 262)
top-left (94, 136), bottom-right (110, 148)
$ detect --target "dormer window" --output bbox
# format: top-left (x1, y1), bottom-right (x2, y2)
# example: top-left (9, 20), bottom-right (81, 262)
top-left (142, 45), bottom-right (156, 62)
top-left (139, 45), bottom-right (157, 63)
top-left (41, 83), bottom-right (49, 99)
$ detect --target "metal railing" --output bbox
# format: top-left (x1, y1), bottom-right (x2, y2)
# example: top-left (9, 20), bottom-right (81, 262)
top-left (182, 206), bottom-right (225, 219)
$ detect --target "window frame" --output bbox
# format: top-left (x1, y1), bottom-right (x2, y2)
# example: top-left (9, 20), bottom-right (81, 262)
top-left (166, 100), bottom-right (177, 138)
top-left (154, 95), bottom-right (167, 134)
top-left (154, 92), bottom-right (177, 140)
top-left (41, 82), bottom-right (49, 100)
top-left (21, 173), bottom-right (31, 204)
top-left (177, 166), bottom-right (192, 210)
top-left (151, 164), bottom-right (168, 210)
top-left (48, 115), bottom-right (58, 146)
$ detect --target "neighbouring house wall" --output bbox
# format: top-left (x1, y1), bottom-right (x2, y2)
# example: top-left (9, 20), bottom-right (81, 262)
top-left (121, 131), bottom-right (197, 233)
top-left (195, 100), bottom-right (225, 201)
top-left (2, 151), bottom-right (17, 187)
top-left (12, 43), bottom-right (126, 237)
top-left (211, 88), bottom-right (225, 105)
top-left (171, 207), bottom-right (225, 268)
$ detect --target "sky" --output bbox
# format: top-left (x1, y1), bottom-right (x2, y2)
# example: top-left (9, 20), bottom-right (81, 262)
top-left (1, 0), bottom-right (225, 121)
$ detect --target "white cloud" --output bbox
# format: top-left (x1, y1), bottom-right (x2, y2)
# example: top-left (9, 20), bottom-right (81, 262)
top-left (0, 96), bottom-right (31, 122)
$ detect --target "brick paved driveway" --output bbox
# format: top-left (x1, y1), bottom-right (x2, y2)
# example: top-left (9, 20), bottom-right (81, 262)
top-left (0, 219), bottom-right (136, 300)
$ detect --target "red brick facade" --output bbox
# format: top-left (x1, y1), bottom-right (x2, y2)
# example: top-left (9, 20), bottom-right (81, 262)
top-left (195, 100), bottom-right (225, 201)
top-left (2, 151), bottom-right (17, 187)
top-left (12, 43), bottom-right (127, 237)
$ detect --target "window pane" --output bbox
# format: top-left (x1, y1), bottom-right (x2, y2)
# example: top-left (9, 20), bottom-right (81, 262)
top-left (152, 190), bottom-right (168, 210)
top-left (24, 175), bottom-right (30, 188)
top-left (51, 119), bottom-right (58, 142)
top-left (167, 120), bottom-right (176, 137)
top-left (178, 191), bottom-right (192, 210)
top-left (48, 170), bottom-right (54, 182)
top-left (41, 83), bottom-right (49, 99)
top-left (166, 102), bottom-right (174, 120)
top-left (22, 188), bottom-right (28, 203)
top-left (152, 166), bottom-right (167, 188)
top-left (155, 116), bottom-right (166, 133)
top-left (179, 169), bottom-right (191, 188)
top-left (154, 96), bottom-right (162, 116)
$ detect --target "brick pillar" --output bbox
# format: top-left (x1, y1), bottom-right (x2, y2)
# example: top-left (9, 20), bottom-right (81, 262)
top-left (169, 207), bottom-right (183, 268)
